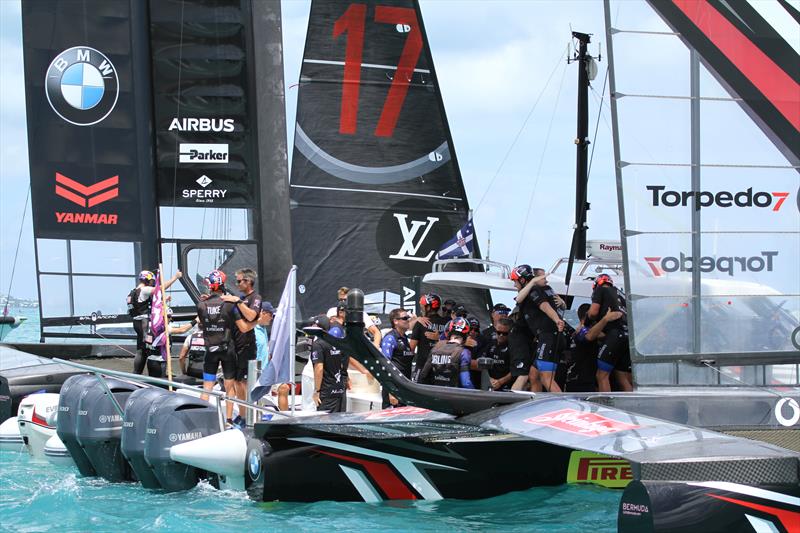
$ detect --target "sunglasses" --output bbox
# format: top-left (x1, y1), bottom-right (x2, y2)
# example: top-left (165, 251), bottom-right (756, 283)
top-left (236, 278), bottom-right (247, 284)
top-left (496, 310), bottom-right (510, 315)
top-left (496, 331), bottom-right (510, 336)
top-left (398, 316), bottom-right (411, 321)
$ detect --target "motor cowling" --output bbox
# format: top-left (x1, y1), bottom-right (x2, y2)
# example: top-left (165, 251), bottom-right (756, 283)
top-left (144, 394), bottom-right (220, 492)
top-left (56, 374), bottom-right (98, 476)
top-left (120, 387), bottom-right (170, 489)
top-left (16, 392), bottom-right (59, 460)
top-left (75, 377), bottom-right (140, 482)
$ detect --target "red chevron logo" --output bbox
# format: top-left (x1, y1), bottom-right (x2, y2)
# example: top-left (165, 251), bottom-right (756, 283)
top-left (55, 173), bottom-right (119, 208)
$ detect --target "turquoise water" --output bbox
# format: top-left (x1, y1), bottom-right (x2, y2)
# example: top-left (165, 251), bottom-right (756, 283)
top-left (1, 307), bottom-right (620, 531)
top-left (0, 451), bottom-right (619, 533)
top-left (0, 306), bottom-right (40, 343)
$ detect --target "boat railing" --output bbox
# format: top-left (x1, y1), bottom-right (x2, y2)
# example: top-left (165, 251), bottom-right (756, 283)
top-left (430, 258), bottom-right (512, 277)
top-left (53, 358), bottom-right (279, 431)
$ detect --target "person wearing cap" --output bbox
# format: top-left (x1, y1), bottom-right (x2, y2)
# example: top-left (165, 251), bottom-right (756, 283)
top-left (588, 274), bottom-right (632, 392)
top-left (309, 315), bottom-right (350, 412)
top-left (128, 268), bottom-right (182, 375)
top-left (410, 293), bottom-right (449, 379)
top-left (327, 286), bottom-right (382, 348)
top-left (380, 308), bottom-right (419, 408)
top-left (255, 301), bottom-right (291, 411)
top-left (480, 303), bottom-right (511, 348)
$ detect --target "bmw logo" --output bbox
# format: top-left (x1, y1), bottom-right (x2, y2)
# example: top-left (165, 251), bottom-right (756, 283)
top-left (45, 46), bottom-right (119, 126)
top-left (247, 448), bottom-right (261, 480)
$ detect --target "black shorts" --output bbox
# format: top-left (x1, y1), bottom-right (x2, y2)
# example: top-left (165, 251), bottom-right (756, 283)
top-left (318, 394), bottom-right (346, 413)
top-left (133, 319), bottom-right (147, 350)
top-left (534, 329), bottom-right (559, 372)
top-left (597, 329), bottom-right (631, 373)
top-left (204, 345), bottom-right (236, 380)
top-left (508, 328), bottom-right (534, 377)
top-left (234, 343), bottom-right (257, 381)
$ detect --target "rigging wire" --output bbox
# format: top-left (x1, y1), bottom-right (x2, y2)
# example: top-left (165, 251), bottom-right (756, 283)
top-left (2, 185), bottom-right (30, 317)
top-left (167, 0), bottom-right (187, 275)
top-left (474, 43), bottom-right (570, 213)
top-left (514, 58), bottom-right (571, 264)
top-left (586, 67), bottom-right (609, 180)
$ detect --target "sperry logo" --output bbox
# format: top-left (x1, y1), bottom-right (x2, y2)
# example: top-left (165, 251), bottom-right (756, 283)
top-left (524, 408), bottom-right (641, 437)
top-left (55, 173), bottom-right (118, 207)
top-left (647, 185), bottom-right (789, 211)
top-left (644, 251), bottom-right (778, 277)
top-left (389, 213), bottom-right (439, 262)
top-left (182, 175), bottom-right (228, 202)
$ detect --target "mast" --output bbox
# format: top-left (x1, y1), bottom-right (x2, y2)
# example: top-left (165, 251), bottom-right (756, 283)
top-left (564, 31), bottom-right (596, 288)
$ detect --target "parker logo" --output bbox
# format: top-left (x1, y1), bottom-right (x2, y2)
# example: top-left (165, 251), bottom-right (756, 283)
top-left (644, 251), bottom-right (778, 277)
top-left (54, 172), bottom-right (119, 225)
top-left (45, 46), bottom-right (119, 126)
top-left (524, 408), bottom-right (641, 437)
top-left (566, 451), bottom-right (633, 489)
top-left (388, 213), bottom-right (439, 262)
top-left (179, 143), bottom-right (229, 164)
top-left (169, 117), bottom-right (234, 132)
top-left (647, 185), bottom-right (789, 212)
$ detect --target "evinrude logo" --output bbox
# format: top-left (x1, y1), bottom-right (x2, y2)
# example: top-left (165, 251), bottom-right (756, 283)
top-left (181, 174), bottom-right (228, 203)
top-left (179, 143), bottom-right (229, 164)
top-left (647, 186), bottom-right (789, 212)
top-left (644, 251), bottom-right (778, 277)
top-left (169, 117), bottom-right (234, 133)
top-left (45, 46), bottom-right (119, 126)
top-left (388, 214), bottom-right (439, 262)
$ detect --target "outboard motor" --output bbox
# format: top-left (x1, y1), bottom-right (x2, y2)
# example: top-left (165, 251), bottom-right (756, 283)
top-left (120, 387), bottom-right (169, 489)
top-left (56, 374), bottom-right (97, 476)
top-left (144, 394), bottom-right (220, 492)
top-left (17, 393), bottom-right (59, 460)
top-left (75, 377), bottom-right (140, 482)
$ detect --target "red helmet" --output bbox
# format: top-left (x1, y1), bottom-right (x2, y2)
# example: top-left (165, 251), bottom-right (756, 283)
top-left (593, 274), bottom-right (613, 289)
top-left (206, 269), bottom-right (227, 291)
top-left (510, 264), bottom-right (533, 283)
top-left (446, 317), bottom-right (470, 337)
top-left (419, 293), bottom-right (441, 310)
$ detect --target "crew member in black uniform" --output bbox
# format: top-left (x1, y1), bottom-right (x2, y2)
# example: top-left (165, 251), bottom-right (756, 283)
top-left (476, 317), bottom-right (513, 391)
top-left (510, 265), bottom-right (565, 392)
top-left (418, 318), bottom-right (475, 389)
top-left (196, 269), bottom-right (242, 423)
top-left (465, 315), bottom-right (483, 387)
top-left (588, 274), bottom-right (632, 392)
top-left (508, 265), bottom-right (538, 391)
top-left (310, 315), bottom-right (350, 412)
top-left (410, 293), bottom-right (448, 379)
top-left (380, 308), bottom-right (416, 408)
top-left (127, 269), bottom-right (182, 374)
top-left (221, 268), bottom-right (262, 426)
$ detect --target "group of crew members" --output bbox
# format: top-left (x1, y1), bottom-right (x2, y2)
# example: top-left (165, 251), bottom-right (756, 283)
top-left (129, 263), bottom-right (631, 423)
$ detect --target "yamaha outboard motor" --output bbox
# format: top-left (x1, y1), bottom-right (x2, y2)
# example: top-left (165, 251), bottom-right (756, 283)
top-left (75, 377), bottom-right (140, 482)
top-left (121, 387), bottom-right (169, 489)
top-left (56, 374), bottom-right (97, 476)
top-left (144, 394), bottom-right (220, 492)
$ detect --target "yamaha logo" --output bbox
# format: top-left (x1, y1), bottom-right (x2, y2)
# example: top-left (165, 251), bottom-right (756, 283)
top-left (45, 46), bottom-right (119, 126)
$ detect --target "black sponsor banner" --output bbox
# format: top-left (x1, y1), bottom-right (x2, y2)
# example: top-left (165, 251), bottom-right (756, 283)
top-left (149, 0), bottom-right (256, 208)
top-left (21, 0), bottom-right (157, 241)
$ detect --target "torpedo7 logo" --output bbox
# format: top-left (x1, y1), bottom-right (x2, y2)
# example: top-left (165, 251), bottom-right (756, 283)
top-left (644, 251), bottom-right (778, 277)
top-left (647, 186), bottom-right (790, 212)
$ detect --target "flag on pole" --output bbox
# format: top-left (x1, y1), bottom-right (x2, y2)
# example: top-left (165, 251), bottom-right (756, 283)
top-left (436, 218), bottom-right (475, 259)
top-left (149, 270), bottom-right (167, 361)
top-left (251, 266), bottom-right (296, 402)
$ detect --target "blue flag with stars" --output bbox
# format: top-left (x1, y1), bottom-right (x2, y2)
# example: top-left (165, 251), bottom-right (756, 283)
top-left (436, 219), bottom-right (475, 259)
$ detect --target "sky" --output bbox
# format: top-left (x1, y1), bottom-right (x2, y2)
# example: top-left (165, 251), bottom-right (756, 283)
top-left (0, 0), bottom-right (623, 302)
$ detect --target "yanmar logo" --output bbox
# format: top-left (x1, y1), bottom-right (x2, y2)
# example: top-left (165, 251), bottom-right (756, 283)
top-left (644, 251), bottom-right (778, 277)
top-left (524, 408), bottom-right (641, 437)
top-left (54, 172), bottom-right (119, 225)
top-left (647, 185), bottom-right (789, 211)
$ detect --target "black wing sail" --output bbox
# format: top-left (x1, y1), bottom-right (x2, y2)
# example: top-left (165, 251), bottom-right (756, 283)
top-left (290, 0), bottom-right (492, 320)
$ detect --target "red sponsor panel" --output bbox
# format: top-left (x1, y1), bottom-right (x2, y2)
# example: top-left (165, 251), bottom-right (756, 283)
top-left (366, 406), bottom-right (431, 420)
top-left (524, 408), bottom-right (641, 437)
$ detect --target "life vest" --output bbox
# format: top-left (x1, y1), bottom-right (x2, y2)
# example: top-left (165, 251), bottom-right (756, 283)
top-left (127, 287), bottom-right (150, 318)
top-left (429, 341), bottom-right (463, 388)
top-left (386, 330), bottom-right (414, 378)
top-left (197, 295), bottom-right (233, 351)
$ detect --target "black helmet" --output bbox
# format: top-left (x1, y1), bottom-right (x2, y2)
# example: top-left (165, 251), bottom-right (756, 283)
top-left (510, 264), bottom-right (534, 283)
top-left (446, 317), bottom-right (470, 338)
top-left (452, 304), bottom-right (468, 318)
